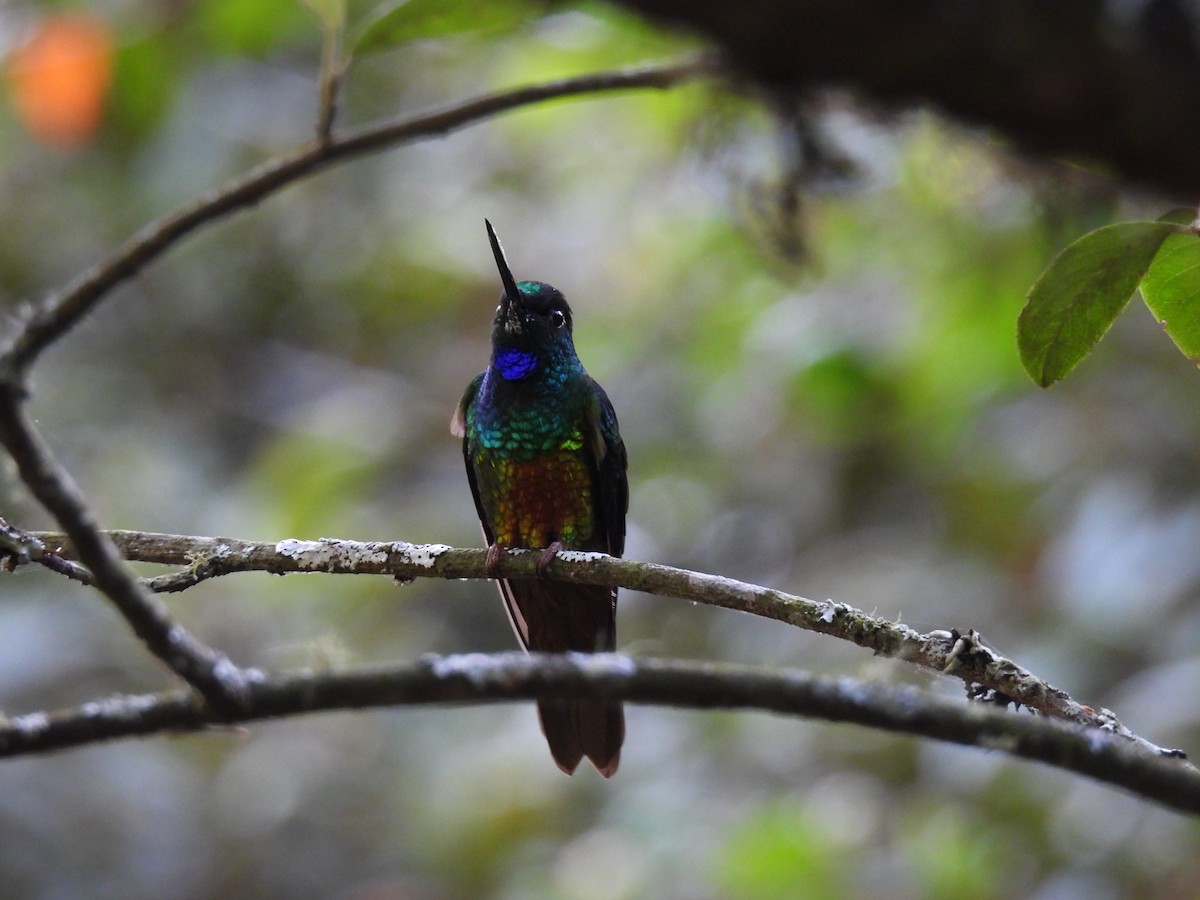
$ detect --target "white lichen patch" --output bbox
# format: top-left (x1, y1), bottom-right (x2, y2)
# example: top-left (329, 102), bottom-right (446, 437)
top-left (432, 652), bottom-right (506, 684)
top-left (123, 694), bottom-right (162, 715)
top-left (553, 550), bottom-right (606, 564)
top-left (275, 539), bottom-right (329, 568)
top-left (337, 542), bottom-right (390, 572)
top-left (568, 651), bottom-right (636, 676)
top-left (402, 543), bottom-right (452, 569)
top-left (276, 538), bottom-right (350, 571)
top-left (1093, 707), bottom-right (1123, 732)
top-left (831, 676), bottom-right (879, 707)
top-left (276, 538), bottom-right (420, 574)
top-left (76, 695), bottom-right (160, 723)
top-left (360, 544), bottom-right (389, 566)
top-left (819, 600), bottom-right (854, 623)
top-left (212, 656), bottom-right (244, 688)
top-left (1085, 729), bottom-right (1113, 753)
top-left (275, 539), bottom-right (307, 557)
top-left (11, 711), bottom-right (49, 734)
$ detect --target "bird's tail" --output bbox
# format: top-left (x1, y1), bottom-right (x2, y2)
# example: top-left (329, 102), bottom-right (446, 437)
top-left (499, 578), bottom-right (625, 776)
top-left (538, 698), bottom-right (624, 777)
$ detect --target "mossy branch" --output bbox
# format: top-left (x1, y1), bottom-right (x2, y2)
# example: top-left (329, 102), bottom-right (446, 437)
top-left (1, 651), bottom-right (1197, 814)
top-left (17, 529), bottom-right (1185, 763)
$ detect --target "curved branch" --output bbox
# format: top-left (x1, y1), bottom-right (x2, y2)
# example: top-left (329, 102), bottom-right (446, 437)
top-left (0, 407), bottom-right (246, 711)
top-left (26, 530), bottom-right (1179, 759)
top-left (1, 652), bottom-right (1196, 814)
top-left (0, 54), bottom-right (716, 376)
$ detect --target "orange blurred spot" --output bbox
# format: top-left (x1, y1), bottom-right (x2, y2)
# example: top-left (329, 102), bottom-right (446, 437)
top-left (7, 14), bottom-right (113, 148)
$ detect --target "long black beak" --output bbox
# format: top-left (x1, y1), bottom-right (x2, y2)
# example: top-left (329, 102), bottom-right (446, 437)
top-left (486, 219), bottom-right (522, 316)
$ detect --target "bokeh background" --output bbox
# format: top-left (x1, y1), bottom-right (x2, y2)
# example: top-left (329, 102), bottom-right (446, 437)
top-left (2, 2), bottom-right (1200, 897)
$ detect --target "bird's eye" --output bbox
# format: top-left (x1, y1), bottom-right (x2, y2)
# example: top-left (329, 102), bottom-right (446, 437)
top-left (548, 309), bottom-right (566, 329)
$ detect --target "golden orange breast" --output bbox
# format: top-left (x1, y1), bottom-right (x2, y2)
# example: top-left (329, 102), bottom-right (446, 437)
top-left (477, 448), bottom-right (595, 549)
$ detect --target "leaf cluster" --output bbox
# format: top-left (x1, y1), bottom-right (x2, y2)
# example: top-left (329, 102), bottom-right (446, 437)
top-left (1019, 208), bottom-right (1200, 386)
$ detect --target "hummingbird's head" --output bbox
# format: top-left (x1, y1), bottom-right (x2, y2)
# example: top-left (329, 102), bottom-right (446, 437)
top-left (485, 220), bottom-right (576, 379)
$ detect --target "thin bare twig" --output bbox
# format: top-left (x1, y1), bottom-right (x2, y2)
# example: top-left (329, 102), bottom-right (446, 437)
top-left (316, 63), bottom-right (344, 144)
top-left (23, 530), bottom-right (1180, 759)
top-left (0, 407), bottom-right (246, 711)
top-left (0, 54), bottom-right (716, 376)
top-left (1, 652), bottom-right (1196, 814)
top-left (0, 516), bottom-right (94, 585)
top-left (314, 9), bottom-right (345, 143)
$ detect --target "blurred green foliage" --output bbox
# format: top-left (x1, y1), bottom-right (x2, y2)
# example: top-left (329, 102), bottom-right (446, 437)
top-left (2, 1), bottom-right (1200, 898)
top-left (715, 803), bottom-right (852, 900)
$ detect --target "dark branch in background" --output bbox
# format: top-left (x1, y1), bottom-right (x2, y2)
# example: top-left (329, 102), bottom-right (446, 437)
top-left (25, 531), bottom-right (1183, 760)
top-left (0, 407), bottom-right (247, 711)
top-left (0, 652), bottom-right (1197, 815)
top-left (613, 0), bottom-right (1200, 198)
top-left (0, 55), bottom-right (715, 376)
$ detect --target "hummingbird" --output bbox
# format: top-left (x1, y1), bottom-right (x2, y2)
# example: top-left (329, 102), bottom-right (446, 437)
top-left (451, 220), bottom-right (628, 776)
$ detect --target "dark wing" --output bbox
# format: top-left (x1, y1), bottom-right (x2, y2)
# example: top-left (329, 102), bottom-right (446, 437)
top-left (451, 372), bottom-right (493, 543)
top-left (586, 378), bottom-right (629, 558)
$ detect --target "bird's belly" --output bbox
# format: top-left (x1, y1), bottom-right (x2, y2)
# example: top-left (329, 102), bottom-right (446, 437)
top-left (476, 449), bottom-right (595, 548)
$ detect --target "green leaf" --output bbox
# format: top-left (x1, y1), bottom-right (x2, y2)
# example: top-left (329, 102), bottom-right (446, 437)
top-left (1158, 207), bottom-right (1198, 226)
top-left (1141, 231), bottom-right (1200, 359)
top-left (351, 0), bottom-right (541, 54)
top-left (1017, 221), bottom-right (1179, 387)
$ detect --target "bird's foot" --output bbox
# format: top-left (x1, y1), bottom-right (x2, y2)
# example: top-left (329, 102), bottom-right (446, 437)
top-left (536, 541), bottom-right (565, 577)
top-left (485, 543), bottom-right (505, 579)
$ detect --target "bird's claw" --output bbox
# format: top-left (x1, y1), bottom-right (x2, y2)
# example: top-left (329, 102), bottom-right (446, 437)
top-left (536, 541), bottom-right (565, 577)
top-left (485, 543), bottom-right (505, 579)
